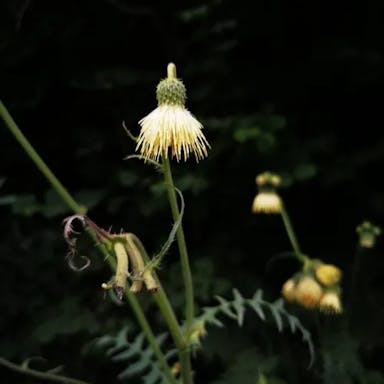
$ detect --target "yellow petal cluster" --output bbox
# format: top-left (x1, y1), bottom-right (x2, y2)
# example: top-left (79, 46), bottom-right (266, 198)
top-left (281, 260), bottom-right (343, 314)
top-left (252, 191), bottom-right (282, 214)
top-left (136, 105), bottom-right (210, 162)
top-left (294, 277), bottom-right (323, 308)
top-left (319, 292), bottom-right (342, 314)
top-left (315, 264), bottom-right (342, 286)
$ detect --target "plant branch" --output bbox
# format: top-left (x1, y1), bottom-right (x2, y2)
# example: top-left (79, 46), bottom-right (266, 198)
top-left (280, 203), bottom-right (308, 264)
top-left (129, 233), bottom-right (193, 384)
top-left (162, 155), bottom-right (195, 330)
top-left (0, 100), bottom-right (84, 214)
top-left (0, 100), bottom-right (176, 384)
top-left (0, 358), bottom-right (88, 384)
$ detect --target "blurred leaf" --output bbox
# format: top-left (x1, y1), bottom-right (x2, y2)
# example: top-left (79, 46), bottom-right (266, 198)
top-left (11, 194), bottom-right (41, 216)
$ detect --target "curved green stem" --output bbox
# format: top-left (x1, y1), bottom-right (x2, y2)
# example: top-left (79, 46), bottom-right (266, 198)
top-left (0, 100), bottom-right (84, 214)
top-left (0, 100), bottom-right (176, 384)
top-left (162, 156), bottom-right (194, 330)
top-left (105, 256), bottom-right (178, 384)
top-left (0, 357), bottom-right (89, 384)
top-left (129, 234), bottom-right (193, 384)
top-left (280, 203), bottom-right (308, 264)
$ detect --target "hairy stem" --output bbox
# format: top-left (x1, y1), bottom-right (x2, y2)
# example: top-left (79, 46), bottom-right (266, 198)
top-left (0, 100), bottom-right (176, 384)
top-left (0, 357), bottom-right (89, 384)
top-left (280, 204), bottom-right (308, 264)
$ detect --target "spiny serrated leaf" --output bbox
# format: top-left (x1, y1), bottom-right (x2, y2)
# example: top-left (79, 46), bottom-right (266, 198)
top-left (215, 296), bottom-right (238, 320)
top-left (107, 327), bottom-right (129, 356)
top-left (155, 333), bottom-right (168, 346)
top-left (249, 299), bottom-right (266, 321)
top-left (142, 366), bottom-right (163, 384)
top-left (165, 349), bottom-right (178, 360)
top-left (112, 333), bottom-right (145, 361)
top-left (95, 335), bottom-right (114, 348)
top-left (270, 305), bottom-right (284, 332)
top-left (206, 316), bottom-right (225, 327)
top-left (232, 289), bottom-right (245, 326)
top-left (286, 314), bottom-right (298, 333)
top-left (118, 357), bottom-right (150, 380)
top-left (253, 289), bottom-right (264, 302)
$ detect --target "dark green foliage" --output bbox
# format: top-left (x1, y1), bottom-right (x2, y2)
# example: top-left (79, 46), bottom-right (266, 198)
top-left (1, 0), bottom-right (384, 383)
top-left (95, 328), bottom-right (177, 384)
top-left (198, 289), bottom-right (314, 365)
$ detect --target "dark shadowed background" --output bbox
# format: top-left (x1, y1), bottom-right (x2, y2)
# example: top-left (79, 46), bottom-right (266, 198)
top-left (1, 1), bottom-right (384, 383)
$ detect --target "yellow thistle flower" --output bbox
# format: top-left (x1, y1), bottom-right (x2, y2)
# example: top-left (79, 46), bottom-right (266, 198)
top-left (252, 191), bottom-right (282, 214)
top-left (315, 264), bottom-right (342, 286)
top-left (281, 279), bottom-right (296, 302)
top-left (295, 277), bottom-right (323, 309)
top-left (136, 63), bottom-right (210, 162)
top-left (319, 291), bottom-right (342, 314)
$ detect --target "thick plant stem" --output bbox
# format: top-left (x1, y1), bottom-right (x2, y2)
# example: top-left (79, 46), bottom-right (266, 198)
top-left (0, 100), bottom-right (176, 384)
top-left (162, 156), bottom-right (195, 330)
top-left (130, 234), bottom-right (193, 384)
top-left (0, 357), bottom-right (89, 384)
top-left (280, 204), bottom-right (308, 264)
top-left (105, 257), bottom-right (178, 384)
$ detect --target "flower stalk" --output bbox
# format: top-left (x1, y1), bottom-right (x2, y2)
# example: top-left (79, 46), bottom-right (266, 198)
top-left (162, 155), bottom-right (195, 330)
top-left (280, 204), bottom-right (308, 264)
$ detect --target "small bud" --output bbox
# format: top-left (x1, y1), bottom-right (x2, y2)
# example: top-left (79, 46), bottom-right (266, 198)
top-left (356, 221), bottom-right (381, 248)
top-left (255, 172), bottom-right (281, 187)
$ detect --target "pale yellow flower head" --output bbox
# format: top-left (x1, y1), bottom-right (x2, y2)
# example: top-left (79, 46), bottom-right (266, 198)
top-left (295, 276), bottom-right (323, 309)
top-left (315, 264), bottom-right (342, 286)
top-left (136, 63), bottom-right (210, 162)
top-left (252, 191), bottom-right (282, 214)
top-left (319, 291), bottom-right (342, 314)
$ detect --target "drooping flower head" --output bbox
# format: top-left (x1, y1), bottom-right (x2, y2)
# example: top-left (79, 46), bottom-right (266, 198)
top-left (252, 171), bottom-right (282, 214)
top-left (281, 258), bottom-right (343, 314)
top-left (136, 63), bottom-right (210, 162)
